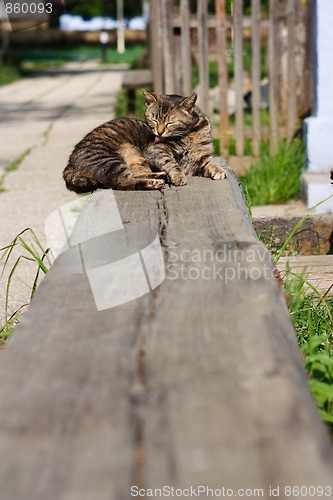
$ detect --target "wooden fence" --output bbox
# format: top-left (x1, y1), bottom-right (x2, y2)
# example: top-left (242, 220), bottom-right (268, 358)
top-left (149, 0), bottom-right (313, 161)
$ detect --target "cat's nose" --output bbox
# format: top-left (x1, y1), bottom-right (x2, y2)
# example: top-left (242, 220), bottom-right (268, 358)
top-left (157, 125), bottom-right (165, 136)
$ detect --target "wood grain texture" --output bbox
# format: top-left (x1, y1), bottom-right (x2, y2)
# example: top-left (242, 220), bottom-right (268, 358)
top-left (279, 255), bottom-right (333, 296)
top-left (0, 166), bottom-right (332, 499)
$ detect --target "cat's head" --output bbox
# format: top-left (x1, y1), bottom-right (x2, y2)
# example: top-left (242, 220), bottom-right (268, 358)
top-left (142, 89), bottom-right (198, 142)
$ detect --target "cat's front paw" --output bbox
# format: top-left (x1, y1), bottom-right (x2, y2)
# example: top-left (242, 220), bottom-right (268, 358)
top-left (169, 170), bottom-right (187, 186)
top-left (145, 178), bottom-right (166, 190)
top-left (204, 163), bottom-right (227, 180)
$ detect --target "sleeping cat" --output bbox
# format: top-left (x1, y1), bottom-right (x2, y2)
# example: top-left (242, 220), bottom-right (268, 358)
top-left (63, 89), bottom-right (227, 192)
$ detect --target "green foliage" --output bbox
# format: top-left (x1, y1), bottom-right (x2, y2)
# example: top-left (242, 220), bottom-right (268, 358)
top-left (115, 88), bottom-right (147, 119)
top-left (285, 275), bottom-right (333, 426)
top-left (240, 139), bottom-right (305, 206)
top-left (14, 45), bottom-right (146, 72)
top-left (266, 200), bottom-right (333, 432)
top-left (0, 62), bottom-right (21, 87)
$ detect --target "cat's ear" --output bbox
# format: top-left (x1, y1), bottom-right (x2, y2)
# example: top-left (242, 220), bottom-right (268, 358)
top-left (142, 89), bottom-right (158, 106)
top-left (180, 92), bottom-right (197, 113)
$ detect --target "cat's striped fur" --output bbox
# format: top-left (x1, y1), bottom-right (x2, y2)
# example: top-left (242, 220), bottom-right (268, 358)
top-left (63, 89), bottom-right (226, 192)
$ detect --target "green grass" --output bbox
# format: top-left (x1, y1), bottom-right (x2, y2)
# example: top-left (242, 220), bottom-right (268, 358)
top-left (0, 147), bottom-right (34, 192)
top-left (0, 228), bottom-right (52, 344)
top-left (0, 62), bottom-right (21, 86)
top-left (270, 196), bottom-right (333, 430)
top-left (115, 88), bottom-right (148, 118)
top-left (5, 147), bottom-right (34, 173)
top-left (0, 44), bottom-right (146, 86)
top-left (284, 273), bottom-right (333, 428)
top-left (240, 139), bottom-right (305, 206)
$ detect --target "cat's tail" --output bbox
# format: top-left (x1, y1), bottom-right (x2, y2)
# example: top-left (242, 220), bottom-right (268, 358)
top-left (63, 162), bottom-right (100, 194)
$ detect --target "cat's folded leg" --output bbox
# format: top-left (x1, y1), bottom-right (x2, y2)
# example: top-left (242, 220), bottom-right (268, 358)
top-left (145, 146), bottom-right (187, 186)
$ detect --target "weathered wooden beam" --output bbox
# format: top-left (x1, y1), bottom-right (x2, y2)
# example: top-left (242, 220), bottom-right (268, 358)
top-left (0, 168), bottom-right (332, 499)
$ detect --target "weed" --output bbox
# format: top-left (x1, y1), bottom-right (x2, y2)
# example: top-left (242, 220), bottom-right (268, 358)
top-left (0, 147), bottom-right (34, 193)
top-left (240, 139), bottom-right (306, 205)
top-left (5, 147), bottom-right (34, 173)
top-left (284, 274), bottom-right (333, 427)
top-left (0, 228), bottom-right (52, 343)
top-left (0, 62), bottom-right (21, 86)
top-left (270, 198), bottom-right (333, 431)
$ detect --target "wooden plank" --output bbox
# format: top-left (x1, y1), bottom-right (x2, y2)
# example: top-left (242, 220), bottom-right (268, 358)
top-left (197, 0), bottom-right (209, 115)
top-left (251, 0), bottom-right (261, 156)
top-left (161, 0), bottom-right (175, 94)
top-left (269, 0), bottom-right (279, 152)
top-left (180, 0), bottom-right (192, 96)
top-left (0, 170), bottom-right (333, 497)
top-left (279, 255), bottom-right (333, 296)
top-left (122, 69), bottom-right (152, 89)
top-left (287, 0), bottom-right (297, 138)
top-left (149, 0), bottom-right (163, 93)
top-left (233, 0), bottom-right (244, 156)
top-left (216, 0), bottom-right (230, 155)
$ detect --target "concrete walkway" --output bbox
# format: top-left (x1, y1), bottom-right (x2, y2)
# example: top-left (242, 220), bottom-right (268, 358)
top-left (0, 62), bottom-right (125, 325)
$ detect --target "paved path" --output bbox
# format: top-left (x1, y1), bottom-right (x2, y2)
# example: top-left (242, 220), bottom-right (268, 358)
top-left (0, 62), bottom-right (125, 325)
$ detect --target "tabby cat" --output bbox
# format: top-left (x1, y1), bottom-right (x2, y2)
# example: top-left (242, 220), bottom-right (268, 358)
top-left (63, 89), bottom-right (227, 193)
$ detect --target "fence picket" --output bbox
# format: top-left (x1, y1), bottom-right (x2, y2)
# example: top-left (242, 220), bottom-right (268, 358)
top-left (287, 0), bottom-right (297, 139)
top-left (269, 0), bottom-right (279, 152)
top-left (180, 0), bottom-right (192, 96)
top-left (234, 0), bottom-right (244, 156)
top-left (216, 0), bottom-right (230, 155)
top-left (161, 0), bottom-right (175, 94)
top-left (197, 0), bottom-right (209, 114)
top-left (149, 0), bottom-right (163, 94)
top-left (251, 0), bottom-right (261, 156)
